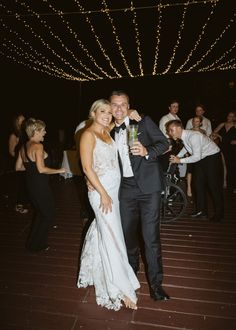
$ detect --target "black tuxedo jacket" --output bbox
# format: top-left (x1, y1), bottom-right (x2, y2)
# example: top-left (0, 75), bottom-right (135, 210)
top-left (110, 116), bottom-right (169, 194)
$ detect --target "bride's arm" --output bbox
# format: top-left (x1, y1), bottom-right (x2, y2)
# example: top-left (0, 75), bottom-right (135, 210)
top-left (80, 131), bottom-right (112, 213)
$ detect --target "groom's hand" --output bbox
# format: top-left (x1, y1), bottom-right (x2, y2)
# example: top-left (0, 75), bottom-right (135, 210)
top-left (130, 141), bottom-right (148, 157)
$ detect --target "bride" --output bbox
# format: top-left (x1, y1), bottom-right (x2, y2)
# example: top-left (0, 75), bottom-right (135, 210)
top-left (77, 99), bottom-right (140, 310)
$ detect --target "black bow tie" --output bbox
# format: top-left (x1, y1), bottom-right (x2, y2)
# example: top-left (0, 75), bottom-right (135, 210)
top-left (114, 122), bottom-right (126, 133)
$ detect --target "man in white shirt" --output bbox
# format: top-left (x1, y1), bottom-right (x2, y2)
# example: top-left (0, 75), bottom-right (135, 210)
top-left (166, 119), bottom-right (224, 222)
top-left (159, 100), bottom-right (180, 137)
top-left (159, 100), bottom-right (183, 173)
top-left (185, 104), bottom-right (212, 136)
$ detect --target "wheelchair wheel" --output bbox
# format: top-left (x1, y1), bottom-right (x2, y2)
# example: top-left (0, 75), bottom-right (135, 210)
top-left (161, 181), bottom-right (187, 223)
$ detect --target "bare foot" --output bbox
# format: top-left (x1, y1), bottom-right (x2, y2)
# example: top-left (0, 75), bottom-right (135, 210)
top-left (123, 296), bottom-right (137, 310)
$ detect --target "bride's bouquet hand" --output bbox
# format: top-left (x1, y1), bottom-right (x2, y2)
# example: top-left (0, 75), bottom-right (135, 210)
top-left (100, 193), bottom-right (113, 214)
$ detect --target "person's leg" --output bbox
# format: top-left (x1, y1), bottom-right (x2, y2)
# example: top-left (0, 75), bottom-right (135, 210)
top-left (205, 153), bottom-right (224, 220)
top-left (119, 177), bottom-right (140, 273)
top-left (16, 171), bottom-right (29, 213)
top-left (193, 160), bottom-right (208, 215)
top-left (138, 191), bottom-right (163, 286)
top-left (27, 188), bottom-right (54, 251)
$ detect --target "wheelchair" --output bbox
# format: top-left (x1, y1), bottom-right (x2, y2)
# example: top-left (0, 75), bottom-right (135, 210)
top-left (160, 163), bottom-right (188, 223)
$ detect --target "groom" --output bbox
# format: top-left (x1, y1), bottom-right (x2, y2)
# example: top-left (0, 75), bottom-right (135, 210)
top-left (109, 90), bottom-right (170, 300)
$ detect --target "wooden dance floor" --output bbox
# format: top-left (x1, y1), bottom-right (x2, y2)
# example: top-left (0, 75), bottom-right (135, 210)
top-left (0, 176), bottom-right (236, 330)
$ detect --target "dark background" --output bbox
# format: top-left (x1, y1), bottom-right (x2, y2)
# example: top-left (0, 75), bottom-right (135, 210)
top-left (1, 60), bottom-right (235, 145)
top-left (1, 0), bottom-right (236, 167)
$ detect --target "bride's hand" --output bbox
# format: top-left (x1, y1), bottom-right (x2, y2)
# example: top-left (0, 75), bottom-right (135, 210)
top-left (128, 109), bottom-right (141, 122)
top-left (99, 193), bottom-right (113, 214)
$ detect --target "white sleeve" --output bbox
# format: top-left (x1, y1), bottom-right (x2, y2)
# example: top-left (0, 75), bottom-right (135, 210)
top-left (180, 134), bottom-right (202, 163)
top-left (185, 119), bottom-right (192, 130)
top-left (159, 116), bottom-right (167, 135)
top-left (177, 147), bottom-right (188, 158)
top-left (206, 120), bottom-right (212, 136)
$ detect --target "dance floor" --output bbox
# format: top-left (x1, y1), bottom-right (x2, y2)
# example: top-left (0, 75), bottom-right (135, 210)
top-left (0, 176), bottom-right (236, 330)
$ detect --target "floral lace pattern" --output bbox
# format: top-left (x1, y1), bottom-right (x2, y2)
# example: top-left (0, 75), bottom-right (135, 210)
top-left (77, 136), bottom-right (140, 310)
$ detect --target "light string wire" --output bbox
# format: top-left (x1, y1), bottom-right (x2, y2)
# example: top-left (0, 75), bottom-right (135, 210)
top-left (17, 1), bottom-right (98, 80)
top-left (185, 12), bottom-right (236, 71)
top-left (0, 1), bottom-right (220, 17)
top-left (152, 1), bottom-right (163, 75)
top-left (42, 0), bottom-right (112, 79)
top-left (0, 19), bottom-right (73, 79)
top-left (74, 0), bottom-right (122, 78)
top-left (102, 0), bottom-right (134, 77)
top-left (198, 41), bottom-right (236, 72)
top-left (130, 1), bottom-right (143, 76)
top-left (176, 1), bottom-right (218, 73)
top-left (0, 0), bottom-right (235, 81)
top-left (161, 1), bottom-right (189, 75)
top-left (0, 4), bottom-right (86, 81)
top-left (0, 3), bottom-right (93, 81)
top-left (2, 40), bottom-right (77, 80)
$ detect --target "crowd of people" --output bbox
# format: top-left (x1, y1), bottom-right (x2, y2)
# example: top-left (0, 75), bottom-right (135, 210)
top-left (2, 91), bottom-right (236, 312)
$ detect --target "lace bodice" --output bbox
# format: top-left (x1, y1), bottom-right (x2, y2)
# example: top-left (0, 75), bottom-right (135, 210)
top-left (92, 136), bottom-right (119, 177)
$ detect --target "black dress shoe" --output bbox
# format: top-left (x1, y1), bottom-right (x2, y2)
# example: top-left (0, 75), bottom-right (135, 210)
top-left (190, 211), bottom-right (207, 218)
top-left (150, 285), bottom-right (170, 301)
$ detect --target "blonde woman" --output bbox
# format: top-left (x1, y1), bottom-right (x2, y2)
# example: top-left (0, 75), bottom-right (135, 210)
top-left (16, 118), bottom-right (66, 252)
top-left (77, 99), bottom-right (140, 311)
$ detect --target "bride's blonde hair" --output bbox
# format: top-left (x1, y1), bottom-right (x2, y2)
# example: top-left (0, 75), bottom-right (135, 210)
top-left (88, 99), bottom-right (110, 119)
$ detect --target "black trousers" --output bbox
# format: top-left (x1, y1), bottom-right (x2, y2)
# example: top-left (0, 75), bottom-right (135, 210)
top-left (193, 152), bottom-right (224, 217)
top-left (26, 183), bottom-right (55, 251)
top-left (119, 177), bottom-right (163, 286)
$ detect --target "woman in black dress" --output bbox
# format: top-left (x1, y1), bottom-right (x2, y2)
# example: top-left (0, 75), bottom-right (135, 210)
top-left (212, 112), bottom-right (236, 191)
top-left (16, 118), bottom-right (66, 252)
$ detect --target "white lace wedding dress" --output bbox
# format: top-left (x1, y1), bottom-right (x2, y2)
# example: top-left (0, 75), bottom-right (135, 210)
top-left (77, 135), bottom-right (140, 310)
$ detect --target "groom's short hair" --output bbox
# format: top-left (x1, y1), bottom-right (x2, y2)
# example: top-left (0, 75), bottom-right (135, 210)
top-left (109, 90), bottom-right (130, 103)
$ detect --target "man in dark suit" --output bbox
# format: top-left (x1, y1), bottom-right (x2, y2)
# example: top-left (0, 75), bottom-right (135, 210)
top-left (109, 90), bottom-right (170, 301)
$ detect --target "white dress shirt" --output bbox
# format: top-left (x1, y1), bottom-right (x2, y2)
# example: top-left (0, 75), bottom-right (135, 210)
top-left (115, 117), bottom-right (134, 177)
top-left (185, 116), bottom-right (212, 136)
top-left (159, 113), bottom-right (180, 137)
top-left (178, 130), bottom-right (220, 164)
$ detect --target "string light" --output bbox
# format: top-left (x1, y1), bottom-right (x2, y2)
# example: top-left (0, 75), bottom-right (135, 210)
top-left (0, 3), bottom-right (95, 81)
top-left (198, 41), bottom-right (236, 72)
top-left (185, 12), bottom-right (236, 72)
top-left (176, 1), bottom-right (218, 73)
top-left (74, 0), bottom-right (122, 78)
top-left (20, 1), bottom-right (101, 80)
top-left (130, 1), bottom-right (143, 76)
top-left (43, 0), bottom-right (114, 79)
top-left (102, 0), bottom-right (134, 77)
top-left (161, 2), bottom-right (189, 75)
top-left (152, 2), bottom-right (163, 75)
top-left (1, 1), bottom-right (220, 17)
top-left (0, 0), bottom-right (235, 81)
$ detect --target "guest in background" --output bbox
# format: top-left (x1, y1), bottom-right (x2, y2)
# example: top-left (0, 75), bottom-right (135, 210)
top-left (159, 100), bottom-right (181, 173)
top-left (186, 104), bottom-right (212, 136)
top-left (8, 113), bottom-right (28, 214)
top-left (167, 119), bottom-right (224, 222)
top-left (186, 116), bottom-right (206, 198)
top-left (159, 100), bottom-right (180, 137)
top-left (16, 118), bottom-right (66, 252)
top-left (212, 112), bottom-right (236, 192)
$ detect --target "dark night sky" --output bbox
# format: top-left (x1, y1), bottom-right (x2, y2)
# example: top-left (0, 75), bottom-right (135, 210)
top-left (1, 0), bottom-right (236, 152)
